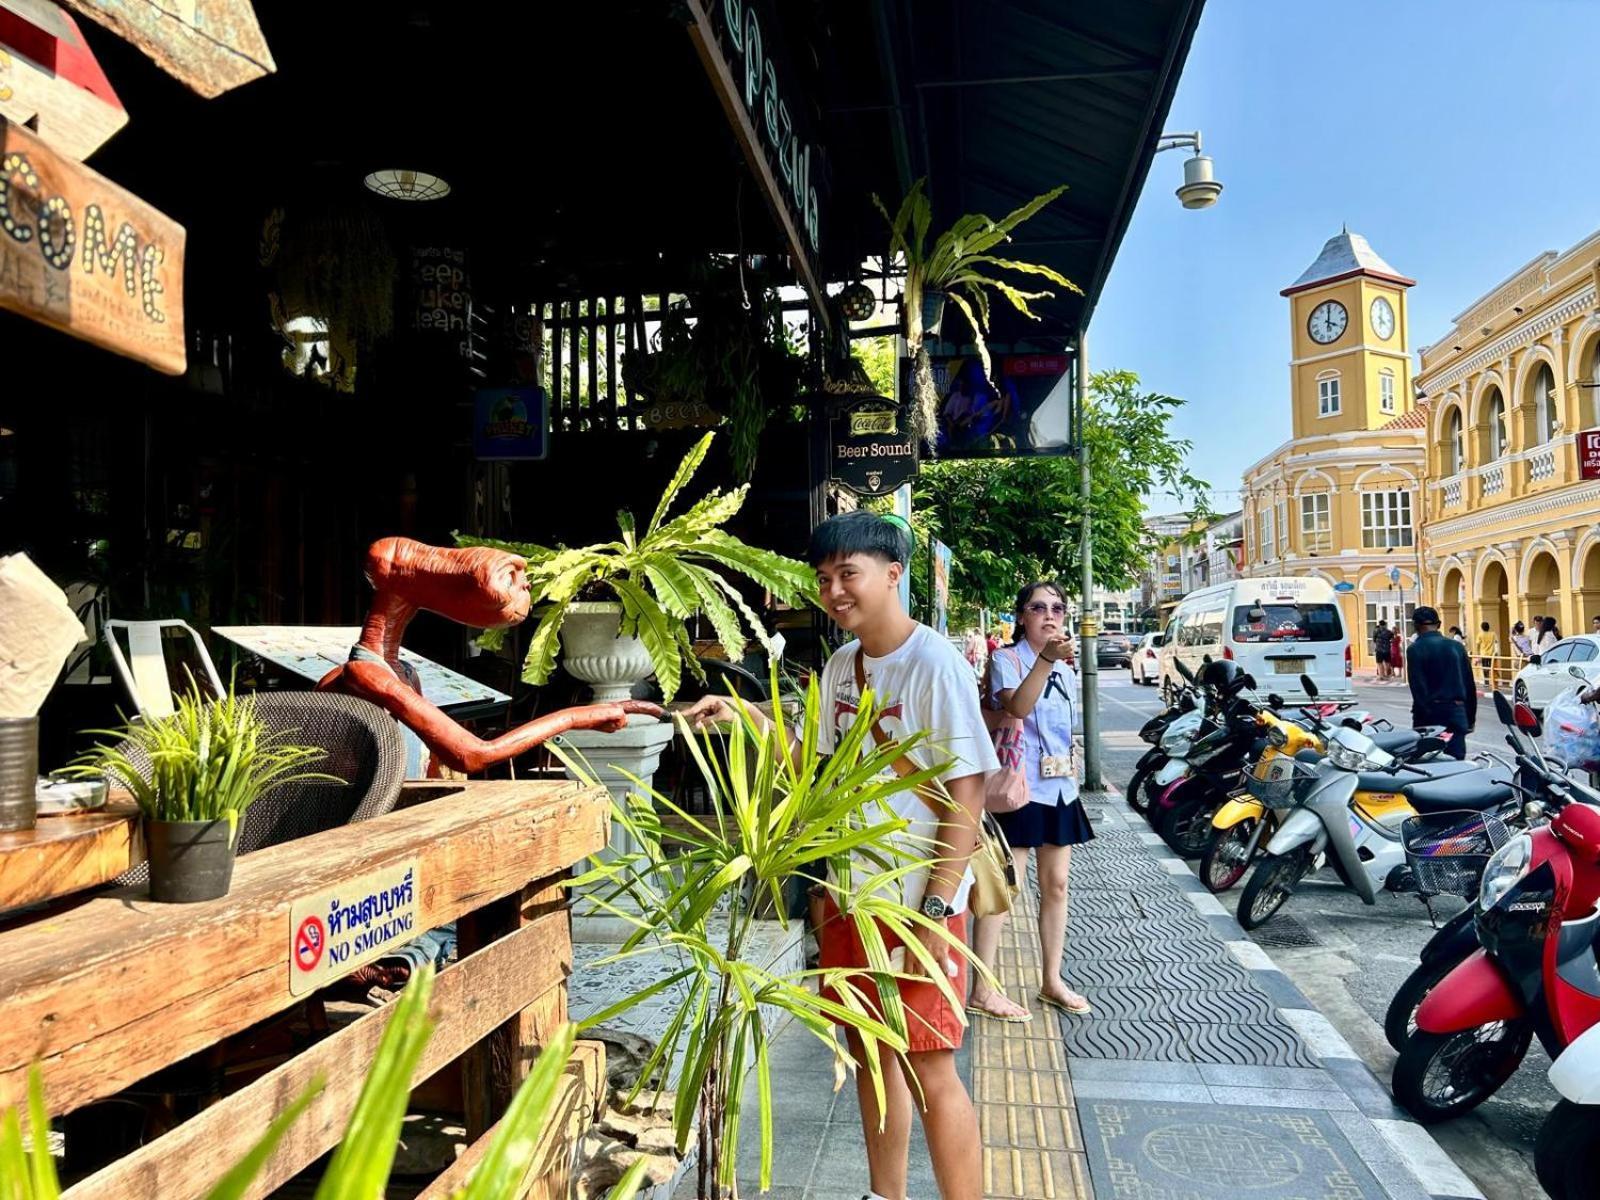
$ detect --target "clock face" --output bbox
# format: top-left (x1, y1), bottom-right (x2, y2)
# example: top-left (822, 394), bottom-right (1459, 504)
top-left (1370, 296), bottom-right (1396, 340)
top-left (1308, 300), bottom-right (1348, 345)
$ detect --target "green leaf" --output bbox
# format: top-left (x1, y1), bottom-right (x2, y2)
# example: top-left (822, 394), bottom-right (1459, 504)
top-left (203, 1077), bottom-right (326, 1200)
top-left (458, 1025), bottom-right (578, 1200)
top-left (646, 432), bottom-right (714, 537)
top-left (603, 1161), bottom-right (650, 1200)
top-left (610, 577), bottom-right (682, 701)
top-left (639, 555), bottom-right (700, 619)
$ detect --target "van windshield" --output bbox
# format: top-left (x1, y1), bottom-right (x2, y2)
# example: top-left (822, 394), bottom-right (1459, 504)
top-left (1231, 603), bottom-right (1343, 643)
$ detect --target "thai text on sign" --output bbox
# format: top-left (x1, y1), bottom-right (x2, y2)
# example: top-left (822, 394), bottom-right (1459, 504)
top-left (0, 117), bottom-right (185, 373)
top-left (288, 861), bottom-right (421, 997)
top-left (1580, 429), bottom-right (1600, 481)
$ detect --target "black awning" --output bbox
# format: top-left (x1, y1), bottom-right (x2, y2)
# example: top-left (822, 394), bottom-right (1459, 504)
top-left (871, 0), bottom-right (1205, 346)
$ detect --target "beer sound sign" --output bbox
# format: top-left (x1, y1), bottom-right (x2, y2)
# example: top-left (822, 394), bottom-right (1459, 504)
top-left (830, 397), bottom-right (917, 496)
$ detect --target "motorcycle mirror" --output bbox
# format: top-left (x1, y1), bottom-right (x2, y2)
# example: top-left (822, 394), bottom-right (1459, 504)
top-left (1300, 674), bottom-right (1319, 699)
top-left (1493, 691), bottom-right (1514, 727)
top-left (1175, 659), bottom-right (1195, 682)
top-left (1267, 693), bottom-right (1283, 708)
top-left (1240, 673), bottom-right (1258, 691)
top-left (1530, 654), bottom-right (1543, 666)
top-left (1514, 702), bottom-right (1542, 735)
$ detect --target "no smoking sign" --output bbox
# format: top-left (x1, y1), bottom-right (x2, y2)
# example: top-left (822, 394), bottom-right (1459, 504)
top-left (294, 915), bottom-right (326, 972)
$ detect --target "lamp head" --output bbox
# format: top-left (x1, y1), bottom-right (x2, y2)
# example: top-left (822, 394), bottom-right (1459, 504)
top-left (1176, 153), bottom-right (1222, 210)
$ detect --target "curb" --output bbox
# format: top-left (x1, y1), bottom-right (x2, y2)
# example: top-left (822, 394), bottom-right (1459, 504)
top-left (1087, 783), bottom-right (1486, 1200)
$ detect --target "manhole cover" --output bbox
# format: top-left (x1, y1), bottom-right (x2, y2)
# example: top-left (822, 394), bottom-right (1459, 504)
top-left (1248, 915), bottom-right (1319, 949)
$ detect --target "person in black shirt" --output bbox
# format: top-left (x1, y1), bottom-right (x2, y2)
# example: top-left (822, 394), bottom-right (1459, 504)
top-left (1406, 606), bottom-right (1475, 759)
top-left (1373, 620), bottom-right (1394, 681)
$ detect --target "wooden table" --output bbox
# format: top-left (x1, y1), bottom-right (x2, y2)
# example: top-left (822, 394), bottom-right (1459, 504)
top-left (0, 778), bottom-right (609, 1200)
top-left (0, 799), bottom-right (142, 911)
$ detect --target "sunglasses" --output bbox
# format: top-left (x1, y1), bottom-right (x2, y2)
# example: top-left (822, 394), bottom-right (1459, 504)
top-left (1025, 603), bottom-right (1068, 616)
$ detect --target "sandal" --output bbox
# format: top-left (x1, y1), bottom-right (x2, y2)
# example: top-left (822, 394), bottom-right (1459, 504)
top-left (1037, 990), bottom-right (1093, 1016)
top-left (965, 994), bottom-right (1034, 1024)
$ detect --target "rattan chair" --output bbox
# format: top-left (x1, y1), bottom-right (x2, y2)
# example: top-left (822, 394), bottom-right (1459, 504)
top-left (111, 691), bottom-right (407, 886)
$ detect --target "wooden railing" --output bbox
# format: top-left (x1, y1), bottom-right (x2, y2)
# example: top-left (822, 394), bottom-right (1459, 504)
top-left (0, 778), bottom-right (609, 1200)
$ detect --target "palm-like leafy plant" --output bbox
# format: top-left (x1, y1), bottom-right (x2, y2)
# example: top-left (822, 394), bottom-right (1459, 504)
top-left (458, 432), bottom-right (814, 701)
top-left (564, 670), bottom-right (985, 1197)
top-left (0, 969), bottom-right (647, 1200)
top-left (67, 681), bottom-right (338, 836)
top-left (873, 177), bottom-right (1081, 447)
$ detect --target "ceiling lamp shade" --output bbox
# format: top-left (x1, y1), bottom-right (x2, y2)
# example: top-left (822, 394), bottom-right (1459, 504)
top-left (363, 169), bottom-right (451, 201)
top-left (838, 281), bottom-right (876, 322)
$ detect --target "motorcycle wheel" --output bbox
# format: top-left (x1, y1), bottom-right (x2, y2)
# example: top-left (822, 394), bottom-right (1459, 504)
top-left (1159, 791), bottom-right (1219, 859)
top-left (1237, 848), bottom-right (1310, 930)
top-left (1126, 764), bottom-right (1155, 815)
top-left (1391, 1022), bottom-right (1532, 1124)
top-left (1535, 1099), bottom-right (1600, 1200)
top-left (1200, 819), bottom-right (1257, 893)
top-left (1383, 953), bottom-right (1463, 1053)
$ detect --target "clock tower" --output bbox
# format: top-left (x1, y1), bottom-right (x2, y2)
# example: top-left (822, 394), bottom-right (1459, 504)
top-left (1281, 228), bottom-right (1415, 440)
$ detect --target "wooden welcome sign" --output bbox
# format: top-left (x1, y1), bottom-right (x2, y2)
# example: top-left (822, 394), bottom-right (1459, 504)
top-left (57, 0), bottom-right (275, 99)
top-left (0, 117), bottom-right (186, 373)
top-left (0, 2), bottom-right (129, 160)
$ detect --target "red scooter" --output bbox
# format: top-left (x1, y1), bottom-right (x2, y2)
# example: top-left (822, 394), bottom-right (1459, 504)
top-left (1392, 692), bottom-right (1600, 1123)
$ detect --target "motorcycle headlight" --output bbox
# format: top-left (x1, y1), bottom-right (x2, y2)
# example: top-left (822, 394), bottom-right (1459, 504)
top-left (1479, 833), bottom-right (1534, 911)
top-left (1265, 725), bottom-right (1288, 748)
top-left (1161, 732), bottom-right (1193, 754)
top-left (1325, 739), bottom-right (1368, 772)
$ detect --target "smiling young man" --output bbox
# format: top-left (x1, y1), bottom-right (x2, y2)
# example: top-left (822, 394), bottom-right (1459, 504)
top-left (685, 510), bottom-right (994, 1200)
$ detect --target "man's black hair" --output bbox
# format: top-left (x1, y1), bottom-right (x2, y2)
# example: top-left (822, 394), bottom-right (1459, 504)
top-left (807, 511), bottom-right (911, 567)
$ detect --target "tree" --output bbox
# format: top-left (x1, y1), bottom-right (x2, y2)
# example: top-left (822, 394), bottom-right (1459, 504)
top-left (911, 369), bottom-right (1211, 612)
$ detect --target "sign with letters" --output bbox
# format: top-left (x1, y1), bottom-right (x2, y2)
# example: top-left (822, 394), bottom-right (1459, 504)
top-left (0, 117), bottom-right (186, 373)
top-left (829, 396), bottom-right (917, 496)
top-left (288, 860), bottom-right (421, 997)
top-left (1580, 428), bottom-right (1600, 481)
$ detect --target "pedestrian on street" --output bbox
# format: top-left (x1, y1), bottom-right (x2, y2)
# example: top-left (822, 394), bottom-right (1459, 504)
top-left (1474, 621), bottom-right (1498, 686)
top-left (1449, 625), bottom-right (1466, 643)
top-left (1511, 621), bottom-right (1533, 660)
top-left (686, 511), bottom-right (989, 1200)
top-left (1591, 615), bottom-right (1600, 635)
top-left (1406, 606), bottom-right (1475, 760)
top-left (1373, 620), bottom-right (1393, 681)
top-left (969, 581), bottom-right (1095, 1023)
top-left (1391, 624), bottom-right (1406, 678)
top-left (1535, 615), bottom-right (1562, 656)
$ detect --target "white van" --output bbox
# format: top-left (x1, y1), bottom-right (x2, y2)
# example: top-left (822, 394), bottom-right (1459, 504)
top-left (1158, 576), bottom-right (1353, 702)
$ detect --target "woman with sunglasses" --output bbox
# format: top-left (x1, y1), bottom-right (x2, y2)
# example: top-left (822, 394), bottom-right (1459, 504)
top-left (967, 580), bottom-right (1094, 1022)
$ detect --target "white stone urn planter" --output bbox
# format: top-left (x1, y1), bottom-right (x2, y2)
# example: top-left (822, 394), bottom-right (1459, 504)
top-left (562, 600), bottom-right (656, 703)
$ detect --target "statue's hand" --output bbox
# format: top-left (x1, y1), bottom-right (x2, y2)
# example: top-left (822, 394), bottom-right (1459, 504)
top-left (620, 699), bottom-right (667, 720)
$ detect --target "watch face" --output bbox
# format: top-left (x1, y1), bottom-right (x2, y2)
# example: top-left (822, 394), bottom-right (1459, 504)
top-left (1308, 300), bottom-right (1348, 345)
top-left (1370, 296), bottom-right (1396, 339)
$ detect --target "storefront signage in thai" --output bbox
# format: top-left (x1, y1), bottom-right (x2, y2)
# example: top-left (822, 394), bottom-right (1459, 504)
top-left (830, 397), bottom-right (917, 497)
top-left (288, 860), bottom-right (420, 997)
top-left (709, 0), bottom-right (822, 257)
top-left (0, 117), bottom-right (186, 374)
top-left (1580, 429), bottom-right (1600, 481)
top-left (473, 385), bottom-right (549, 461)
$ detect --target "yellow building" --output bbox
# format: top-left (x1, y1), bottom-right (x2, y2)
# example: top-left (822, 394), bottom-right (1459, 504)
top-left (1241, 229), bottom-right (1426, 669)
top-left (1416, 228), bottom-right (1600, 647)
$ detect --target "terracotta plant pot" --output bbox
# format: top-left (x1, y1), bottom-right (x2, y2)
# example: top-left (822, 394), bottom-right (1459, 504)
top-left (146, 817), bottom-right (237, 902)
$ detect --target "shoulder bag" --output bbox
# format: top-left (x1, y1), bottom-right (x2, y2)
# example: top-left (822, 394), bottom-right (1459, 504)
top-left (981, 648), bottom-right (1032, 813)
top-left (853, 651), bottom-right (1018, 917)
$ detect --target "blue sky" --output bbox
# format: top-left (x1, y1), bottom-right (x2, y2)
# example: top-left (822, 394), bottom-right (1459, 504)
top-left (1090, 0), bottom-right (1600, 514)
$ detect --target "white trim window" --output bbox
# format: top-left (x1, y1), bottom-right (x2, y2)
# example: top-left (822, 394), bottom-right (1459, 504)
top-left (1260, 505), bottom-right (1276, 560)
top-left (1446, 407), bottom-right (1464, 474)
top-left (1361, 490), bottom-right (1414, 549)
top-left (1532, 363), bottom-right (1557, 444)
top-left (1277, 499), bottom-right (1288, 552)
top-left (1317, 371), bottom-right (1341, 417)
top-left (1487, 390), bottom-right (1507, 460)
top-left (1379, 370), bottom-right (1396, 414)
top-left (1300, 493), bottom-right (1331, 552)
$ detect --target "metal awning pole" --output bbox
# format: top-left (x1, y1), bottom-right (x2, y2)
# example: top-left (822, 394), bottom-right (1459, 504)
top-left (1077, 330), bottom-right (1101, 790)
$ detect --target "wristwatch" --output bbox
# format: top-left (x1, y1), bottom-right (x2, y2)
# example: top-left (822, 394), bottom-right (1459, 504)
top-left (921, 894), bottom-right (954, 920)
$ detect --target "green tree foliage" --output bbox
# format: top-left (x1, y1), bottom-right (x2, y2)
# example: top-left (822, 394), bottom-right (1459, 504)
top-left (911, 369), bottom-right (1211, 612)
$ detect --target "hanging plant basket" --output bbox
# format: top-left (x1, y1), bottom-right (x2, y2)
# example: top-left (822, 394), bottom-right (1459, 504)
top-left (921, 289), bottom-right (947, 337)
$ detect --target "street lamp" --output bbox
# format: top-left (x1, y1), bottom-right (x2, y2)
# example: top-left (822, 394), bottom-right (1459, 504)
top-left (1156, 131), bottom-right (1223, 210)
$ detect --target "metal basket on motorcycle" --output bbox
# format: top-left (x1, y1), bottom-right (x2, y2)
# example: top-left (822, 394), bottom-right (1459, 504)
top-left (1245, 755), bottom-right (1319, 809)
top-left (1400, 809), bottom-right (1512, 900)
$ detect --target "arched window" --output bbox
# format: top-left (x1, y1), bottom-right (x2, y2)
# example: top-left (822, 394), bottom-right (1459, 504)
top-left (1532, 363), bottom-right (1557, 444)
top-left (1445, 407), bottom-right (1463, 474)
top-left (1585, 338), bottom-right (1600, 429)
top-left (1487, 389), bottom-right (1506, 459)
top-left (1316, 370), bottom-right (1341, 417)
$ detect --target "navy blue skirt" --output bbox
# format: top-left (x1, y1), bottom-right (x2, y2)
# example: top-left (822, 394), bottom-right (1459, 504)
top-left (993, 795), bottom-right (1095, 848)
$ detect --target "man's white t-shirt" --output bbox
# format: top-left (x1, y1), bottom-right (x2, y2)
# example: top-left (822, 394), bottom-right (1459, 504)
top-left (816, 623), bottom-right (1000, 914)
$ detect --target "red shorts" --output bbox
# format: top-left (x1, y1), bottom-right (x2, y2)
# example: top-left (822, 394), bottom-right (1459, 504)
top-left (816, 896), bottom-right (969, 1053)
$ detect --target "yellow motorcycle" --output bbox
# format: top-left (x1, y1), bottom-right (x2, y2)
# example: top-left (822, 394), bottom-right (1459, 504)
top-left (1199, 706), bottom-right (1320, 892)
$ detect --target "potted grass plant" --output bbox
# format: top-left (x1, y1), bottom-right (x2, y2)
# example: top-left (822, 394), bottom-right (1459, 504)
top-left (874, 177), bottom-right (1081, 447)
top-left (560, 669), bottom-right (982, 1198)
top-left (458, 431), bottom-right (814, 704)
top-left (70, 683), bottom-right (337, 902)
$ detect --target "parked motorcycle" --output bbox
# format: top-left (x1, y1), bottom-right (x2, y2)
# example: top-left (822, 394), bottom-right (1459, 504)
top-left (1392, 713), bottom-right (1600, 1123)
top-left (1126, 676), bottom-right (1205, 816)
top-left (1536, 1021), bottom-right (1600, 1199)
top-left (1235, 724), bottom-right (1513, 929)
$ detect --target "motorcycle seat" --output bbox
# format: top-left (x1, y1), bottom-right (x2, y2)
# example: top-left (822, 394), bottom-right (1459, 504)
top-left (1370, 730), bottom-right (1419, 754)
top-left (1354, 760), bottom-right (1480, 793)
top-left (1294, 748), bottom-right (1323, 763)
top-left (1399, 772), bottom-right (1516, 812)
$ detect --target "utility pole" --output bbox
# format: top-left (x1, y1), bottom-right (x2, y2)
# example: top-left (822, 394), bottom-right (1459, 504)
top-left (1077, 330), bottom-right (1102, 790)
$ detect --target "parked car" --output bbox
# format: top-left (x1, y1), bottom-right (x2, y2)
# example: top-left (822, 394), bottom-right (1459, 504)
top-left (1513, 634), bottom-right (1600, 715)
top-left (1130, 632), bottom-right (1165, 685)
top-left (1097, 632), bottom-right (1133, 669)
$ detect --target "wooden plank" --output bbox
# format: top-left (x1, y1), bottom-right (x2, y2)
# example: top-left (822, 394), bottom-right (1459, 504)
top-left (0, 5), bottom-right (128, 160)
top-left (0, 117), bottom-right (186, 373)
top-left (587, 296), bottom-right (599, 432)
top-left (547, 304), bottom-right (561, 424)
top-left (0, 778), bottom-right (606, 1116)
top-left (62, 909), bottom-right (572, 1200)
top-left (602, 295), bottom-right (616, 432)
top-left (0, 799), bottom-right (141, 912)
top-left (56, 0), bottom-right (275, 99)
